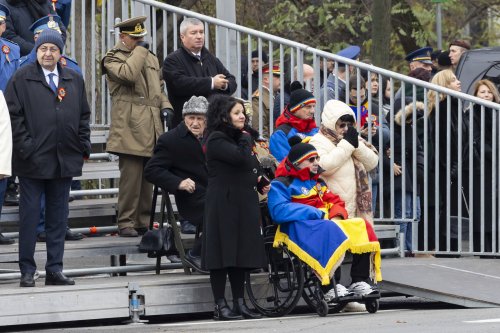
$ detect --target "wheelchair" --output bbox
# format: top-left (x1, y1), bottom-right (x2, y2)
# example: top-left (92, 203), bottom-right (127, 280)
top-left (245, 204), bottom-right (380, 317)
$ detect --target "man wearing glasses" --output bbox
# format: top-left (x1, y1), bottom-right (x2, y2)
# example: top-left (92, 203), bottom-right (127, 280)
top-left (5, 29), bottom-right (91, 287)
top-left (102, 16), bottom-right (173, 237)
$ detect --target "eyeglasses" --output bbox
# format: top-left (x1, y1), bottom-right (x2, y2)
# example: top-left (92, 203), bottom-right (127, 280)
top-left (308, 156), bottom-right (320, 163)
top-left (337, 122), bottom-right (353, 129)
top-left (38, 46), bottom-right (60, 54)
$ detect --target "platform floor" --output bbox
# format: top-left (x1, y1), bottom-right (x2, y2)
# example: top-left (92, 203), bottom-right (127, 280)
top-left (380, 256), bottom-right (500, 307)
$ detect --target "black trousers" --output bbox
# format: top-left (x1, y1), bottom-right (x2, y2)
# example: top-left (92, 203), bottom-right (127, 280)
top-left (18, 177), bottom-right (71, 274)
top-left (334, 252), bottom-right (371, 284)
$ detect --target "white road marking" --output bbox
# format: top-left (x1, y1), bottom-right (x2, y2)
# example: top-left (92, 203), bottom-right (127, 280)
top-left (464, 318), bottom-right (500, 323)
top-left (430, 264), bottom-right (500, 280)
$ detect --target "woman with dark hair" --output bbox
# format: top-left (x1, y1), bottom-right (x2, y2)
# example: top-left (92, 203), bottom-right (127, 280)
top-left (202, 95), bottom-right (268, 320)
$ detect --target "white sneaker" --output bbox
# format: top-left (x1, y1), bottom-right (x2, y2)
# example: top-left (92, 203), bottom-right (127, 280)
top-left (348, 281), bottom-right (376, 296)
top-left (342, 302), bottom-right (366, 312)
top-left (324, 284), bottom-right (351, 302)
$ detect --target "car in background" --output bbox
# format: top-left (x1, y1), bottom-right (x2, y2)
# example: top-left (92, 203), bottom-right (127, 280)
top-left (455, 47), bottom-right (500, 95)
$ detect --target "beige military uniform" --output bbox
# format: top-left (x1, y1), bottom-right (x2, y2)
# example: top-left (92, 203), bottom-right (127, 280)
top-left (102, 36), bottom-right (172, 230)
top-left (252, 86), bottom-right (274, 139)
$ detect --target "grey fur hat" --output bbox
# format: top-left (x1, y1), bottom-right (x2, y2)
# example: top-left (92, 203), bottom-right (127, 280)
top-left (182, 96), bottom-right (208, 117)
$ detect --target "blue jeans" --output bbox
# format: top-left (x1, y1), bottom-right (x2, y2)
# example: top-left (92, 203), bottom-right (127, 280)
top-left (394, 191), bottom-right (420, 252)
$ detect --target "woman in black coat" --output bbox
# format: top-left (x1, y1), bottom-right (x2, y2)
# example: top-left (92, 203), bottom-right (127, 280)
top-left (463, 79), bottom-right (500, 252)
top-left (426, 70), bottom-right (463, 252)
top-left (202, 95), bottom-right (268, 320)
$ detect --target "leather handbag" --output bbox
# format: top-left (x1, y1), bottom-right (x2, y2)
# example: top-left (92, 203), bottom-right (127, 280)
top-left (139, 225), bottom-right (175, 257)
top-left (138, 186), bottom-right (176, 258)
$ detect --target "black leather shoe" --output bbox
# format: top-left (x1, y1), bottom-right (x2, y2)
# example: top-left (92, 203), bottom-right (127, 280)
top-left (45, 272), bottom-right (75, 286)
top-left (180, 220), bottom-right (197, 234)
top-left (36, 232), bottom-right (47, 242)
top-left (214, 298), bottom-right (242, 321)
top-left (184, 250), bottom-right (208, 274)
top-left (65, 228), bottom-right (84, 241)
top-left (134, 227), bottom-right (148, 236)
top-left (20, 273), bottom-right (35, 287)
top-left (3, 191), bottom-right (19, 206)
top-left (0, 233), bottom-right (14, 245)
top-left (233, 298), bottom-right (262, 319)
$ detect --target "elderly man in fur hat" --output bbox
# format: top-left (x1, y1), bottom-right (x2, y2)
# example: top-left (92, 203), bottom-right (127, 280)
top-left (145, 96), bottom-right (209, 273)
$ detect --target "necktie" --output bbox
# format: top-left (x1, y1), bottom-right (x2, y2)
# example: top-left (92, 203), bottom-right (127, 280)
top-left (48, 73), bottom-right (57, 93)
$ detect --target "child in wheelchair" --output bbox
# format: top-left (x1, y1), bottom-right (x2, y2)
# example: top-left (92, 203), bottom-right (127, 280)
top-left (267, 139), bottom-right (381, 306)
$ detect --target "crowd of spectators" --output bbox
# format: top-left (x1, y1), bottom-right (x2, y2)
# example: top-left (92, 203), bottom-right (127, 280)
top-left (0, 2), bottom-right (498, 320)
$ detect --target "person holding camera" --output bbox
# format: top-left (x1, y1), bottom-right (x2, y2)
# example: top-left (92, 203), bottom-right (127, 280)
top-left (309, 100), bottom-right (379, 226)
top-left (101, 16), bottom-right (173, 237)
top-left (202, 95), bottom-right (268, 320)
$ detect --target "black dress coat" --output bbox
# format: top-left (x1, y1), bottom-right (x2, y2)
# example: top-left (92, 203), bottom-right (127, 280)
top-left (162, 47), bottom-right (237, 128)
top-left (463, 104), bottom-right (499, 237)
top-left (144, 121), bottom-right (207, 225)
top-left (382, 108), bottom-right (424, 195)
top-left (202, 126), bottom-right (266, 270)
top-left (5, 62), bottom-right (91, 179)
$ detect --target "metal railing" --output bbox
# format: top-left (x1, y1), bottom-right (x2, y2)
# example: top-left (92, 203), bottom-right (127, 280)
top-left (64, 0), bottom-right (500, 256)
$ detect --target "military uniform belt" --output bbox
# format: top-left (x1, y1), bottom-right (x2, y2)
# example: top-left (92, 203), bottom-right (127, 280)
top-left (117, 96), bottom-right (160, 108)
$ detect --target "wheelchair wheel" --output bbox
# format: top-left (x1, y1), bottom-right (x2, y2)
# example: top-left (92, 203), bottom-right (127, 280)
top-left (317, 300), bottom-right (329, 317)
top-left (246, 241), bottom-right (304, 317)
top-left (365, 299), bottom-right (379, 313)
top-left (301, 268), bottom-right (346, 314)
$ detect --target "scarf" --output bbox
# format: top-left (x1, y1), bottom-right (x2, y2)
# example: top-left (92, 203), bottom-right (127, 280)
top-left (275, 108), bottom-right (317, 133)
top-left (319, 125), bottom-right (376, 224)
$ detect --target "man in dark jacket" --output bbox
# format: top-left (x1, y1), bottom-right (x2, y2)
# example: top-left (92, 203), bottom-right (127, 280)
top-left (144, 96), bottom-right (208, 273)
top-left (0, 0), bottom-right (65, 56)
top-left (163, 17), bottom-right (237, 128)
top-left (5, 29), bottom-right (90, 287)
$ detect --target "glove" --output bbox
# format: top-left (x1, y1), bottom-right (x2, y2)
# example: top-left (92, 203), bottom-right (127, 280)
top-left (160, 108), bottom-right (174, 130)
top-left (343, 126), bottom-right (359, 148)
top-left (136, 40), bottom-right (150, 50)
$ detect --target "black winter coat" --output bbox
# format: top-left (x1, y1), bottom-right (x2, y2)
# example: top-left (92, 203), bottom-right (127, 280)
top-left (144, 121), bottom-right (207, 224)
top-left (382, 108), bottom-right (424, 194)
top-left (1, 0), bottom-right (66, 56)
top-left (202, 127), bottom-right (266, 270)
top-left (5, 62), bottom-right (90, 179)
top-left (162, 47), bottom-right (237, 128)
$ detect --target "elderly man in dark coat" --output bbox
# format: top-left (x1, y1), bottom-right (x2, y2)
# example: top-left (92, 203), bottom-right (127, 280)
top-left (144, 96), bottom-right (208, 273)
top-left (5, 29), bottom-right (90, 287)
top-left (163, 17), bottom-right (237, 128)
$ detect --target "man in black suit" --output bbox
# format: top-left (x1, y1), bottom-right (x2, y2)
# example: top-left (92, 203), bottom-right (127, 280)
top-left (144, 96), bottom-right (209, 273)
top-left (5, 29), bottom-right (90, 287)
top-left (163, 17), bottom-right (236, 128)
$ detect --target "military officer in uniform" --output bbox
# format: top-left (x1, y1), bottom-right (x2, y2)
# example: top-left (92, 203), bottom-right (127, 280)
top-left (18, 15), bottom-right (81, 75)
top-left (0, 3), bottom-right (19, 245)
top-left (251, 63), bottom-right (281, 139)
top-left (102, 16), bottom-right (173, 237)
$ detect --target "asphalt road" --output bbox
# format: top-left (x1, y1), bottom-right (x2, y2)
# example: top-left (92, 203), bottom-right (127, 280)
top-left (8, 297), bottom-right (500, 333)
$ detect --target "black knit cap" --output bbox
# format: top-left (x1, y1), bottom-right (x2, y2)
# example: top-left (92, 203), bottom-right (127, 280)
top-left (287, 136), bottom-right (318, 166)
top-left (34, 28), bottom-right (64, 52)
top-left (288, 81), bottom-right (315, 113)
